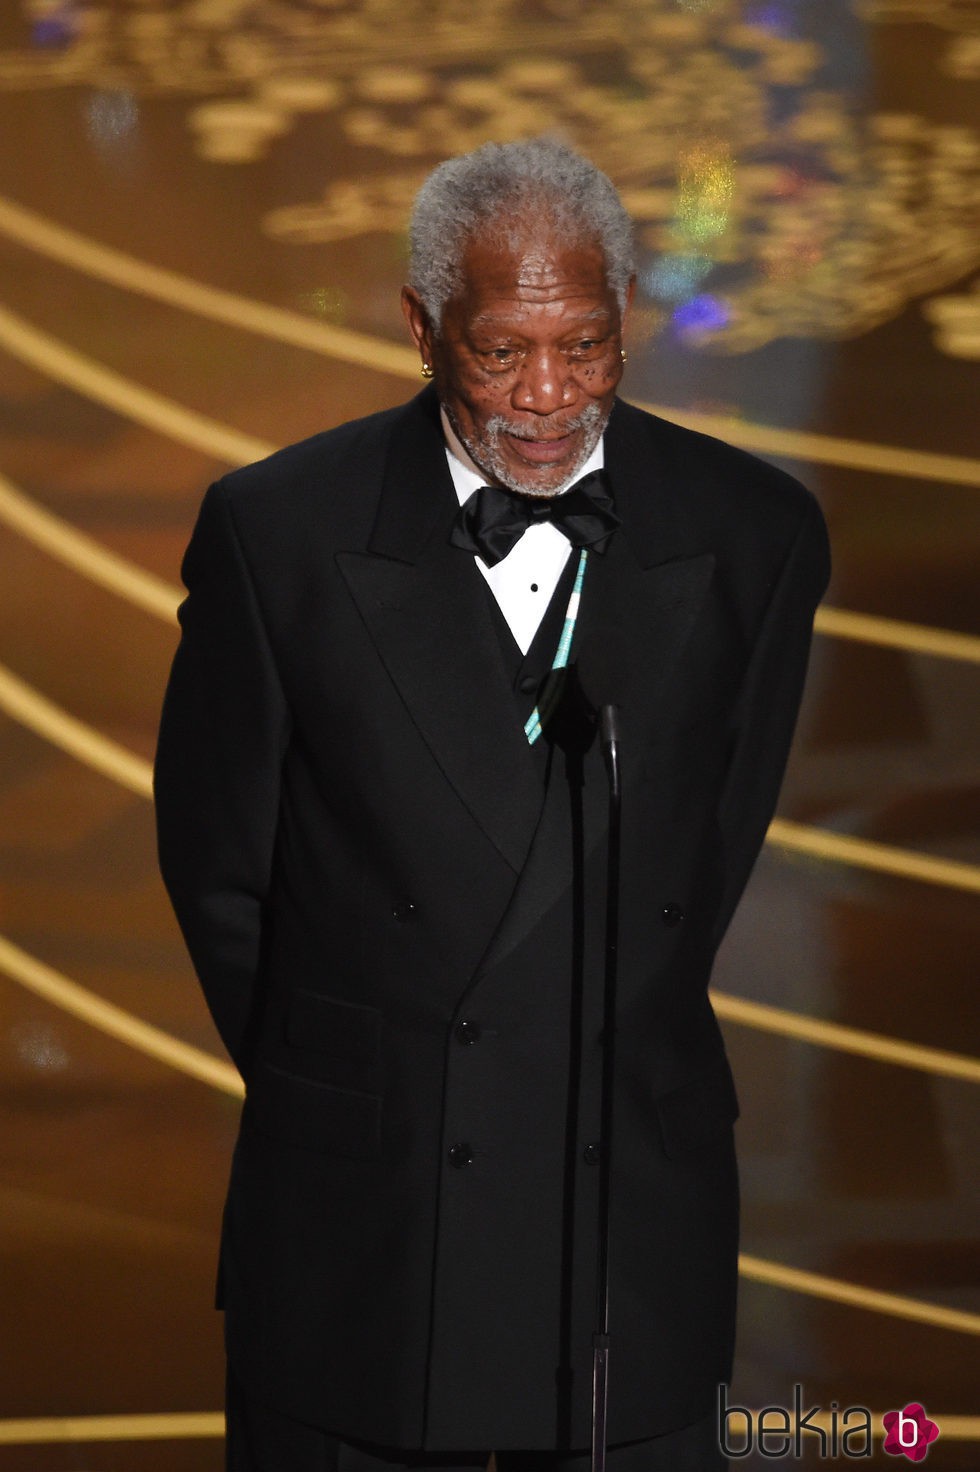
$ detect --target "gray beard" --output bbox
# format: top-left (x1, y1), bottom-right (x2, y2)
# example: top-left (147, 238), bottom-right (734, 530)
top-left (449, 401), bottom-right (607, 498)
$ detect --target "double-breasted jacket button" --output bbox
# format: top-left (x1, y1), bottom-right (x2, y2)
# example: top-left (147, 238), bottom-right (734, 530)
top-left (392, 900), bottom-right (418, 923)
top-left (448, 1142), bottom-right (474, 1169)
top-left (662, 903), bottom-right (684, 927)
top-left (583, 1141), bottom-right (601, 1165)
top-left (454, 1019), bottom-right (482, 1045)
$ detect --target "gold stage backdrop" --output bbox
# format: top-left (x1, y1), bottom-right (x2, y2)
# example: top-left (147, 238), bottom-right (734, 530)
top-left (0, 2), bottom-right (976, 1468)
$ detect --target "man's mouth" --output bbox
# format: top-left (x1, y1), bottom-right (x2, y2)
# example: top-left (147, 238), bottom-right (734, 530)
top-left (468, 403), bottom-right (606, 494)
top-left (504, 430), bottom-right (578, 465)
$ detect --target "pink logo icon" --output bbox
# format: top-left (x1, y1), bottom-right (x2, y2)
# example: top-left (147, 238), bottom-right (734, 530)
top-left (882, 1404), bottom-right (940, 1461)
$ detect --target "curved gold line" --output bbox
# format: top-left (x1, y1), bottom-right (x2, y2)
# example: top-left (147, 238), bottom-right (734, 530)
top-left (634, 400), bottom-right (980, 487)
top-left (0, 1412), bottom-right (225, 1445)
top-left (761, 1413), bottom-right (979, 1442)
top-left (2, 673), bottom-right (978, 1087)
top-left (2, 656), bottom-right (980, 899)
top-left (0, 303), bottom-right (273, 467)
top-left (3, 306), bottom-right (980, 667)
top-left (1, 927), bottom-right (977, 1340)
top-left (0, 471), bottom-right (181, 621)
top-left (0, 1410), bottom-right (977, 1446)
top-left (2, 163), bottom-right (978, 1394)
top-left (0, 661), bottom-right (154, 798)
top-left (4, 469), bottom-right (980, 670)
top-left (813, 605), bottom-right (980, 665)
top-left (768, 818), bottom-right (980, 895)
top-left (0, 933), bottom-right (242, 1098)
top-left (739, 1254), bottom-right (980, 1336)
top-left (712, 991), bottom-right (980, 1082)
top-left (0, 193), bottom-right (977, 487)
top-left (0, 195), bottom-right (420, 380)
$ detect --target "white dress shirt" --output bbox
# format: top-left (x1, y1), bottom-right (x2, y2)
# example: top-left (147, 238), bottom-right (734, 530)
top-left (441, 408), bottom-right (605, 655)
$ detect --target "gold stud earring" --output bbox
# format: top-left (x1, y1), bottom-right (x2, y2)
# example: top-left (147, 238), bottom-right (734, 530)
top-left (421, 363), bottom-right (434, 379)
top-left (620, 349), bottom-right (628, 365)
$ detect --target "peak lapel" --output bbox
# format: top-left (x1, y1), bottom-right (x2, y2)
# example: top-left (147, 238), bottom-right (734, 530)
top-left (337, 390), bottom-right (543, 875)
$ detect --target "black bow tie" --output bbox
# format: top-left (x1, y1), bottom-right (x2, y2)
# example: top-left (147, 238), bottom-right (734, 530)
top-left (450, 470), bottom-right (621, 567)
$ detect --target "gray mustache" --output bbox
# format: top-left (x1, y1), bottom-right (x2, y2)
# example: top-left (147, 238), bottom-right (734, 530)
top-left (483, 404), bottom-right (603, 442)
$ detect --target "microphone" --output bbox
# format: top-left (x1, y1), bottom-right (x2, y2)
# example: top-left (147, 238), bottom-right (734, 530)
top-left (577, 627), bottom-right (628, 776)
top-left (598, 705), bottom-right (620, 776)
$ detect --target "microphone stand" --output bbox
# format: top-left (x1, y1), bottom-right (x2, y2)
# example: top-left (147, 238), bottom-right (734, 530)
top-left (591, 704), bottom-right (621, 1472)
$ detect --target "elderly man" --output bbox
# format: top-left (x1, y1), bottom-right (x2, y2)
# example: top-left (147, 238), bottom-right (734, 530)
top-left (155, 138), bottom-right (829, 1471)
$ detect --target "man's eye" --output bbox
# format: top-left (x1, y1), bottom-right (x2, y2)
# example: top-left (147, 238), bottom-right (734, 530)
top-left (490, 348), bottom-right (515, 363)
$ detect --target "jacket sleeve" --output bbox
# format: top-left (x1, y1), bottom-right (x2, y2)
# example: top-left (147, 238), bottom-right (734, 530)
top-left (154, 480), bottom-right (291, 1073)
top-left (711, 489), bottom-right (831, 948)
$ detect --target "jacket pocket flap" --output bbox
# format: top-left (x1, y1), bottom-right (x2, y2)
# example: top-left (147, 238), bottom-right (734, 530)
top-left (285, 989), bottom-right (381, 1064)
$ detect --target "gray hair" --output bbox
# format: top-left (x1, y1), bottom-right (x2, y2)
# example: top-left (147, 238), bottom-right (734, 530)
top-left (407, 137), bottom-right (635, 329)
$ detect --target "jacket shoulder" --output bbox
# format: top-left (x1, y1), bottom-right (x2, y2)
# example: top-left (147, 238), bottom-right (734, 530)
top-left (611, 397), bottom-right (827, 580)
top-left (220, 399), bottom-right (404, 503)
top-left (194, 394), bottom-right (433, 562)
top-left (615, 397), bottom-right (810, 514)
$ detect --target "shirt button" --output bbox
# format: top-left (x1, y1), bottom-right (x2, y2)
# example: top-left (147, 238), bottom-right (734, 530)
top-left (448, 1142), bottom-right (474, 1169)
top-left (454, 1020), bottom-right (482, 1045)
top-left (583, 1141), bottom-right (601, 1165)
top-left (392, 901), bottom-right (418, 923)
top-left (662, 903), bottom-right (684, 927)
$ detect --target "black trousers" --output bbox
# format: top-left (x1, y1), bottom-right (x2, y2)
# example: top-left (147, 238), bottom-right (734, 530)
top-left (226, 1371), bottom-right (727, 1471)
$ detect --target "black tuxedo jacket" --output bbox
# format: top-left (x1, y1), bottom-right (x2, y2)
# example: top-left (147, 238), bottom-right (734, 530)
top-left (155, 386), bottom-right (829, 1451)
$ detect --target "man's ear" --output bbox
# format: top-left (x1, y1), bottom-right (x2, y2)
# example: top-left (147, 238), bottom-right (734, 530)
top-left (401, 286), bottom-right (435, 368)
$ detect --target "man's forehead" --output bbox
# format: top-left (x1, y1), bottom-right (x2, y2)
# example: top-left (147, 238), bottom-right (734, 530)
top-left (467, 301), bottom-right (614, 333)
top-left (454, 228), bottom-right (613, 310)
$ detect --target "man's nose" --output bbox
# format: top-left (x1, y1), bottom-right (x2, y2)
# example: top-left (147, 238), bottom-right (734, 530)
top-left (510, 349), bottom-right (574, 415)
